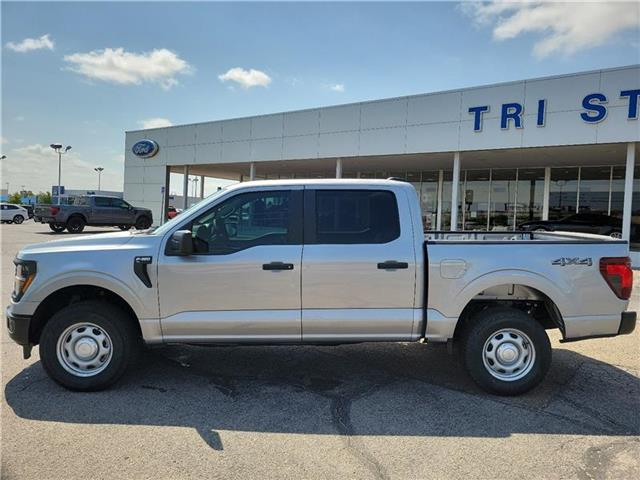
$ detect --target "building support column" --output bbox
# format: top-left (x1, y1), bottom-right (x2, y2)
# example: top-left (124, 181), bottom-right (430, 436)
top-left (200, 175), bottom-right (205, 198)
top-left (249, 163), bottom-right (256, 181)
top-left (542, 167), bottom-right (551, 221)
top-left (436, 169), bottom-right (443, 230)
top-left (450, 152), bottom-right (461, 231)
top-left (336, 158), bottom-right (343, 179)
top-left (622, 143), bottom-right (636, 243)
top-left (182, 166), bottom-right (190, 209)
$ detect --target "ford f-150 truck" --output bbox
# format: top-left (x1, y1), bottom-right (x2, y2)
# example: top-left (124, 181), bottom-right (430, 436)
top-left (34, 195), bottom-right (153, 233)
top-left (7, 179), bottom-right (636, 395)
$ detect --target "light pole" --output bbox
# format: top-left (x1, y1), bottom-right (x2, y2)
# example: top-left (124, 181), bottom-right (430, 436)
top-left (94, 167), bottom-right (104, 191)
top-left (192, 177), bottom-right (199, 198)
top-left (50, 143), bottom-right (72, 205)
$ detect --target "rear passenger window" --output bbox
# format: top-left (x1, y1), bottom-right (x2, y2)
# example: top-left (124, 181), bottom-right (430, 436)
top-left (314, 190), bottom-right (400, 244)
top-left (94, 197), bottom-right (110, 207)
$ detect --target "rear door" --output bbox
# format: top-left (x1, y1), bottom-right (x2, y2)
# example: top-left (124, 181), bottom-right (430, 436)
top-left (301, 186), bottom-right (417, 342)
top-left (90, 197), bottom-right (119, 224)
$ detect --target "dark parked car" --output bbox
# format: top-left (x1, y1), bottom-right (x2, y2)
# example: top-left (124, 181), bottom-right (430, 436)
top-left (21, 205), bottom-right (34, 218)
top-left (518, 213), bottom-right (622, 238)
top-left (34, 195), bottom-right (153, 233)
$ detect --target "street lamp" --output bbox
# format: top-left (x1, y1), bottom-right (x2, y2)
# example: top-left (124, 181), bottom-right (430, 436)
top-left (50, 143), bottom-right (71, 205)
top-left (192, 177), bottom-right (199, 197)
top-left (94, 167), bottom-right (104, 191)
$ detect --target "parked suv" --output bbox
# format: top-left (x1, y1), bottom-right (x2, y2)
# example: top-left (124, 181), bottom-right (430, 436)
top-left (1, 203), bottom-right (29, 224)
top-left (34, 195), bottom-right (153, 233)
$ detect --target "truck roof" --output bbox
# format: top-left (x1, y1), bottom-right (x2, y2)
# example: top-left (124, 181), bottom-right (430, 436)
top-left (227, 178), bottom-right (413, 189)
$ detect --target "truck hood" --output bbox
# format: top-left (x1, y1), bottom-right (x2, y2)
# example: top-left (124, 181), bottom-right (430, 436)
top-left (17, 231), bottom-right (140, 256)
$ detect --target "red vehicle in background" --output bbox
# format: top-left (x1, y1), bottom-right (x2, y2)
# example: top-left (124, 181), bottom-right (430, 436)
top-left (167, 206), bottom-right (182, 219)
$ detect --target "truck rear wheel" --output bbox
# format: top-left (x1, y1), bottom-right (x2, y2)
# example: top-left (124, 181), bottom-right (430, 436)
top-left (49, 223), bottom-right (66, 233)
top-left (461, 307), bottom-right (551, 395)
top-left (39, 301), bottom-right (140, 391)
top-left (66, 216), bottom-right (85, 233)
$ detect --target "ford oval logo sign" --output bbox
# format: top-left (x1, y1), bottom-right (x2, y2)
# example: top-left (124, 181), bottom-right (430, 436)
top-left (132, 139), bottom-right (159, 158)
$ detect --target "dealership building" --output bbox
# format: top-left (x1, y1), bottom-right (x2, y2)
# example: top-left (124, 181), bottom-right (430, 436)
top-left (124, 65), bottom-right (640, 263)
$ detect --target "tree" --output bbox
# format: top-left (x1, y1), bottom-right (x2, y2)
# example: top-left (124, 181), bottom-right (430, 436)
top-left (36, 191), bottom-right (52, 204)
top-left (8, 192), bottom-right (21, 204)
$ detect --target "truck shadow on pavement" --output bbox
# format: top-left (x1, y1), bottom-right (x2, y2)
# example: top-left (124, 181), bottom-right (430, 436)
top-left (5, 342), bottom-right (639, 451)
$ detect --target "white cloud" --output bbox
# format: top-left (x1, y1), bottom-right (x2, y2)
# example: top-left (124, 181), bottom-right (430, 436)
top-left (64, 48), bottom-right (192, 89)
top-left (6, 34), bottom-right (54, 53)
top-left (461, 1), bottom-right (640, 58)
top-left (218, 67), bottom-right (271, 88)
top-left (138, 118), bottom-right (173, 129)
top-left (1, 144), bottom-right (123, 193)
top-left (330, 83), bottom-right (345, 92)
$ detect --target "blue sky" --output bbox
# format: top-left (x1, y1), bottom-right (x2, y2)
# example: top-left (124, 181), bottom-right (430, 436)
top-left (2, 1), bottom-right (639, 194)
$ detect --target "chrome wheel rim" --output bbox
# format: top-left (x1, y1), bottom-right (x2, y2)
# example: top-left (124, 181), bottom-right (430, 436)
top-left (56, 323), bottom-right (113, 377)
top-left (482, 328), bottom-right (535, 382)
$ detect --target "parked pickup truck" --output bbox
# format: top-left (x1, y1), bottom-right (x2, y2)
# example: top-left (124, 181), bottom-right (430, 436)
top-left (34, 195), bottom-right (153, 233)
top-left (7, 180), bottom-right (636, 395)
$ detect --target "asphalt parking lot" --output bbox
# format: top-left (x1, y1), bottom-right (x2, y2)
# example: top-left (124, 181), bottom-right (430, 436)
top-left (1, 220), bottom-right (639, 479)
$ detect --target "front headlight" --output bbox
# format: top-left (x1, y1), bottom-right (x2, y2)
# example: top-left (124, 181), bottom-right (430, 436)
top-left (12, 259), bottom-right (37, 302)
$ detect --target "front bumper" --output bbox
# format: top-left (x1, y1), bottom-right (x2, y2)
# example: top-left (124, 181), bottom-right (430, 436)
top-left (6, 307), bottom-right (33, 358)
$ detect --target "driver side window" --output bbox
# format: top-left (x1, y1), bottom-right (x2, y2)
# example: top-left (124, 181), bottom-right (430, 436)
top-left (190, 190), bottom-right (297, 254)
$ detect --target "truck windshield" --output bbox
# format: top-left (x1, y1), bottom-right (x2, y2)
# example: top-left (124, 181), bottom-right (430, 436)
top-left (150, 187), bottom-right (230, 236)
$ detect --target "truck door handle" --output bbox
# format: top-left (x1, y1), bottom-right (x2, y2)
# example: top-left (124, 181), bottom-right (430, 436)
top-left (262, 262), bottom-right (294, 271)
top-left (377, 261), bottom-right (409, 270)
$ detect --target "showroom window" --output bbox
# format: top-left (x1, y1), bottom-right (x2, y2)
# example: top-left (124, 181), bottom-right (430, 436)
top-left (549, 168), bottom-right (579, 220)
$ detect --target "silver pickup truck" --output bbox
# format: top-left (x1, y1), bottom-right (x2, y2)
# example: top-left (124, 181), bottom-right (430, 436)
top-left (7, 179), bottom-right (636, 395)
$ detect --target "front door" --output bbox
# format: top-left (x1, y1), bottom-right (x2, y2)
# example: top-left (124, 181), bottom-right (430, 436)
top-left (157, 187), bottom-right (303, 342)
top-left (301, 187), bottom-right (417, 342)
top-left (110, 198), bottom-right (136, 225)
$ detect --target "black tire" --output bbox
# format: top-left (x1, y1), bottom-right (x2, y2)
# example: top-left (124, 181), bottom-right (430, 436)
top-left (118, 225), bottom-right (132, 231)
top-left (135, 216), bottom-right (151, 230)
top-left (461, 307), bottom-right (551, 396)
top-left (39, 301), bottom-right (140, 391)
top-left (49, 223), bottom-right (66, 233)
top-left (13, 215), bottom-right (24, 224)
top-left (66, 216), bottom-right (86, 233)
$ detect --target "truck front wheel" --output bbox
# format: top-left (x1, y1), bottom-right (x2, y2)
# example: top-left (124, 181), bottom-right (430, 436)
top-left (39, 301), bottom-right (140, 391)
top-left (135, 216), bottom-right (151, 230)
top-left (461, 307), bottom-right (551, 396)
top-left (49, 223), bottom-right (66, 233)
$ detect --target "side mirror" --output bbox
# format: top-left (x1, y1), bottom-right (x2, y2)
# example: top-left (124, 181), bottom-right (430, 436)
top-left (166, 230), bottom-right (193, 256)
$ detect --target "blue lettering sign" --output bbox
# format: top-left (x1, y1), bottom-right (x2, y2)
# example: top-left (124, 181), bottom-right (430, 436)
top-left (536, 99), bottom-right (546, 127)
top-left (580, 93), bottom-right (608, 123)
top-left (501, 103), bottom-right (523, 129)
top-left (468, 105), bottom-right (490, 132)
top-left (620, 89), bottom-right (640, 120)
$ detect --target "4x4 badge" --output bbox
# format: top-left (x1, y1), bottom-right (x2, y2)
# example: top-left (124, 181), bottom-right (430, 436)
top-left (552, 257), bottom-right (593, 267)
